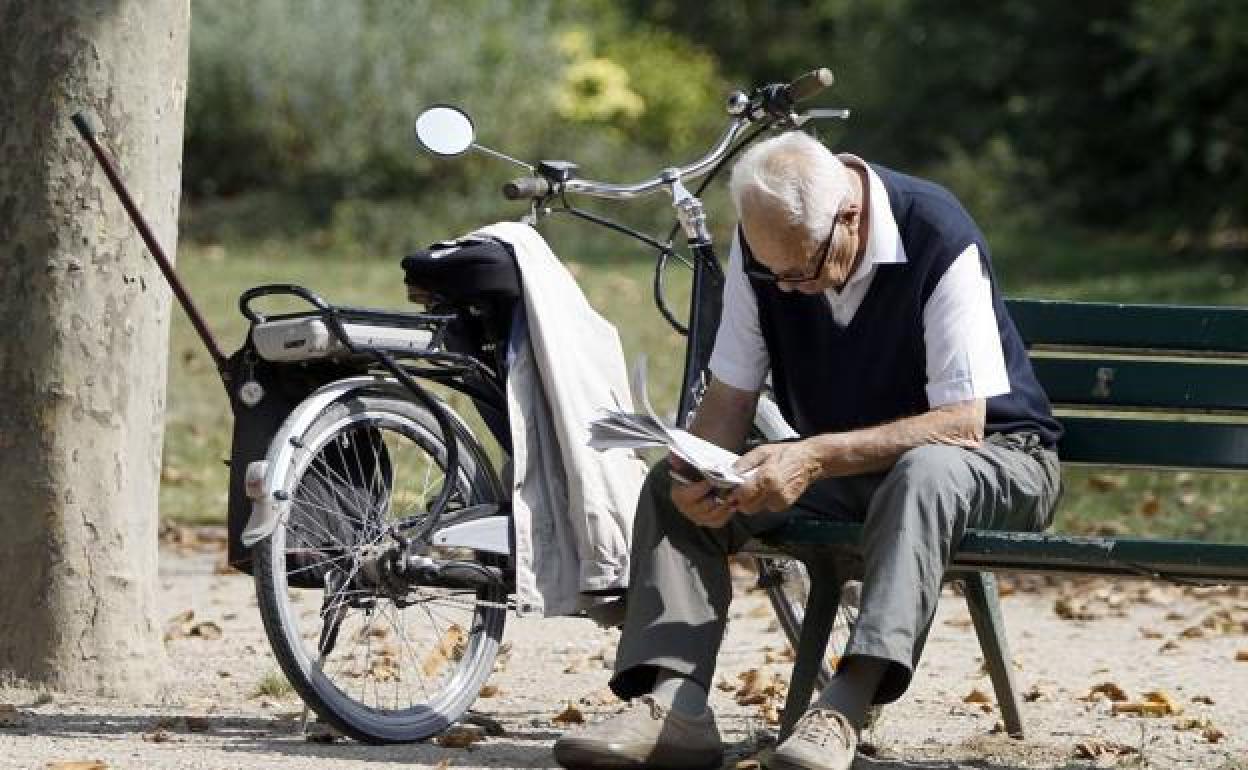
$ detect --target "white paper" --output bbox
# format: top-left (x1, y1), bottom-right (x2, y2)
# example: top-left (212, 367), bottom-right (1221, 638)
top-left (587, 357), bottom-right (753, 489)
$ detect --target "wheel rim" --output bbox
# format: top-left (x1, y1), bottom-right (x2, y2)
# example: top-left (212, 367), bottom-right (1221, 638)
top-left (263, 408), bottom-right (504, 735)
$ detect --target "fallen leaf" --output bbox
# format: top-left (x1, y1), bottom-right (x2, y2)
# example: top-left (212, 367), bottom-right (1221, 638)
top-left (478, 684), bottom-right (500, 698)
top-left (1138, 494), bottom-right (1161, 516)
top-left (1083, 682), bottom-right (1128, 702)
top-left (716, 678), bottom-right (736, 692)
top-left (436, 725), bottom-right (484, 748)
top-left (1074, 741), bottom-right (1138, 759)
top-left (1023, 685), bottom-right (1045, 703)
top-left (759, 701), bottom-right (781, 725)
top-left (1111, 691), bottom-right (1181, 718)
top-left (764, 646), bottom-right (794, 664)
top-left (1202, 726), bottom-right (1226, 743)
top-left (963, 688), bottom-right (992, 704)
top-left (421, 624), bottom-right (467, 677)
top-left (735, 760), bottom-right (762, 770)
top-left (45, 764), bottom-right (110, 770)
top-left (189, 621), bottom-right (223, 640)
top-left (1144, 690), bottom-right (1182, 715)
top-left (552, 703), bottom-right (585, 726)
top-left (1179, 626), bottom-right (1205, 640)
top-left (1190, 695), bottom-right (1215, 705)
top-left (1158, 640), bottom-right (1181, 653)
top-left (1139, 628), bottom-right (1164, 639)
top-left (1174, 717), bottom-right (1214, 732)
top-left (1236, 649), bottom-right (1248, 662)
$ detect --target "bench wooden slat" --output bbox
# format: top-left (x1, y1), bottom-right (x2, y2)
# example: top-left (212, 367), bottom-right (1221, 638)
top-left (1007, 299), bottom-right (1248, 354)
top-left (1057, 416), bottom-right (1248, 469)
top-left (758, 520), bottom-right (1248, 584)
top-left (1031, 357), bottom-right (1248, 412)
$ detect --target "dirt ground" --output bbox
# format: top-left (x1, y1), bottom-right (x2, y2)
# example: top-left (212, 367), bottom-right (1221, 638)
top-left (2, 533), bottom-right (1246, 770)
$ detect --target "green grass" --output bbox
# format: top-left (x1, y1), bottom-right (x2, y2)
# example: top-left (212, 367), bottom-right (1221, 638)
top-left (252, 669), bottom-right (295, 699)
top-left (161, 222), bottom-right (1248, 543)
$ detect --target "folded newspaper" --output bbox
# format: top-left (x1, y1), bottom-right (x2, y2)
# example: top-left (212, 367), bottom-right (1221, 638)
top-left (588, 358), bottom-right (752, 489)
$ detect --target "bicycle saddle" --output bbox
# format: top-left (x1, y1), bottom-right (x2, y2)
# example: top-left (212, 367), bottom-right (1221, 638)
top-left (401, 237), bottom-right (521, 305)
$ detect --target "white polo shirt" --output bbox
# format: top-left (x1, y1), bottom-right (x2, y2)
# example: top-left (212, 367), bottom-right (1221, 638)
top-left (708, 157), bottom-right (1011, 409)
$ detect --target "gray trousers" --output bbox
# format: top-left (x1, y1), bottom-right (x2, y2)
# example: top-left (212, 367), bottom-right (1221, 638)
top-left (610, 433), bottom-right (1062, 705)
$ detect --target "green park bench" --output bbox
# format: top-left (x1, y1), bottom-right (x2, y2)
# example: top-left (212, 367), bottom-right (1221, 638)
top-left (750, 298), bottom-right (1248, 739)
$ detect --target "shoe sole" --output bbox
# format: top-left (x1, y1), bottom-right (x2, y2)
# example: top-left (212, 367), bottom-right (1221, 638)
top-left (765, 751), bottom-right (853, 770)
top-left (554, 742), bottom-right (722, 770)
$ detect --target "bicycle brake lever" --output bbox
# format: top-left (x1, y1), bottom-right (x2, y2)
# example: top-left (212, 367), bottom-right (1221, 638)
top-left (792, 108), bottom-right (852, 127)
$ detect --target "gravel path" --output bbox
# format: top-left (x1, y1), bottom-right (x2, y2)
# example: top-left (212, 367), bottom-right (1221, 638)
top-left (1, 537), bottom-right (1245, 769)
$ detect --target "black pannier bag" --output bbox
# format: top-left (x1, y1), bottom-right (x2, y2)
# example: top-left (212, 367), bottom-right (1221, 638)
top-left (224, 342), bottom-right (370, 580)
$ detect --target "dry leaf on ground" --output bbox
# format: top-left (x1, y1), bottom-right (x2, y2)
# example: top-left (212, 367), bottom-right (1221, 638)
top-left (963, 688), bottom-right (992, 704)
top-left (478, 684), bottom-right (500, 698)
top-left (188, 621), bottom-right (222, 640)
top-left (1074, 741), bottom-right (1138, 760)
top-left (45, 763), bottom-right (110, 770)
top-left (1235, 649), bottom-right (1248, 662)
top-left (1202, 726), bottom-right (1226, 743)
top-left (436, 725), bottom-right (484, 748)
top-left (552, 703), bottom-right (585, 726)
top-left (421, 624), bottom-right (467, 677)
top-left (1082, 682), bottom-right (1128, 702)
top-left (1112, 690), bottom-right (1181, 717)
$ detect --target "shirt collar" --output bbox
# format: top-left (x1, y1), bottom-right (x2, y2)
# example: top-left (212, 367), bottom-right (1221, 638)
top-left (838, 154), bottom-right (906, 284)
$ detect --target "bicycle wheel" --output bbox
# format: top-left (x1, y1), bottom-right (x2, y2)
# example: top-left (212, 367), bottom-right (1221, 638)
top-left (254, 393), bottom-right (507, 744)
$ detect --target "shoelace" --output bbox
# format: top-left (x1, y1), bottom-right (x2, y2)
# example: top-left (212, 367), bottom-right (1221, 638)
top-left (640, 695), bottom-right (667, 721)
top-left (793, 709), bottom-right (851, 750)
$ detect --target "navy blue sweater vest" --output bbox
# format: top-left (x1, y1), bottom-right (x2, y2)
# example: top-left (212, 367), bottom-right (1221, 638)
top-left (742, 164), bottom-right (1062, 448)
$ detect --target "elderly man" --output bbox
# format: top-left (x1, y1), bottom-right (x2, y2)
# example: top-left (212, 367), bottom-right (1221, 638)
top-left (554, 132), bottom-right (1062, 770)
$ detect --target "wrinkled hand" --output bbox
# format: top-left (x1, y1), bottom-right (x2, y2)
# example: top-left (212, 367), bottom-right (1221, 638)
top-left (726, 441), bottom-right (820, 514)
top-left (669, 456), bottom-right (737, 528)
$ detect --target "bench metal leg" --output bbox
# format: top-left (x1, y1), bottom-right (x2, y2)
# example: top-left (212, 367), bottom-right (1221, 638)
top-left (779, 561), bottom-right (841, 740)
top-left (961, 570), bottom-right (1025, 737)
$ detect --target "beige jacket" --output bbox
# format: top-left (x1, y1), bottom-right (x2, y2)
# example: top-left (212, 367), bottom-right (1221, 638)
top-left (476, 222), bottom-right (647, 617)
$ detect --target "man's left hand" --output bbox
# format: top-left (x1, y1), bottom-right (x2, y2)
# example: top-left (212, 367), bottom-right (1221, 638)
top-left (727, 441), bottom-right (820, 513)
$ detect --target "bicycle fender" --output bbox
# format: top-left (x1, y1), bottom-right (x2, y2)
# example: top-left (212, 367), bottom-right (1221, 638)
top-left (239, 375), bottom-right (484, 547)
top-left (240, 375), bottom-right (385, 546)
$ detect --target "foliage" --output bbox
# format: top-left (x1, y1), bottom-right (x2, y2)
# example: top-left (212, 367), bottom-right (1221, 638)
top-left (629, 0), bottom-right (1247, 235)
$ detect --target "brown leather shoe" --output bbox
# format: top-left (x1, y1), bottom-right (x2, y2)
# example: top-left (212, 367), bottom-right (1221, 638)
top-left (768, 707), bottom-right (857, 770)
top-left (553, 695), bottom-right (723, 769)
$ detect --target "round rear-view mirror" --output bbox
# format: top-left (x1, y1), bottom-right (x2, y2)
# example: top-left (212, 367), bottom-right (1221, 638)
top-left (414, 105), bottom-right (475, 157)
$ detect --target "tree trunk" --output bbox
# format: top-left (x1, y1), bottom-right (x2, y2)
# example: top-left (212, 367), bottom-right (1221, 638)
top-left (0, 0), bottom-right (190, 698)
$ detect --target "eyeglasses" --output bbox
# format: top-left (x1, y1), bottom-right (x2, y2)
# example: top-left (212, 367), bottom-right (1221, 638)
top-left (743, 218), bottom-right (838, 285)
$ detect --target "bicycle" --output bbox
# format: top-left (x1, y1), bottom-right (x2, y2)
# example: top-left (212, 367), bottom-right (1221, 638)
top-left (74, 67), bottom-right (860, 746)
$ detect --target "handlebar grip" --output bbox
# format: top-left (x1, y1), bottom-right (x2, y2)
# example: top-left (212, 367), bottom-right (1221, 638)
top-left (503, 176), bottom-right (552, 200)
top-left (787, 67), bottom-right (834, 103)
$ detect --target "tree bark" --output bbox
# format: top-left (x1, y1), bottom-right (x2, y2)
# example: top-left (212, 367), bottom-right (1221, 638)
top-left (0, 0), bottom-right (189, 698)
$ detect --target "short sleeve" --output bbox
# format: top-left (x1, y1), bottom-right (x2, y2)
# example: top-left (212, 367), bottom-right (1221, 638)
top-left (922, 244), bottom-right (1011, 406)
top-left (708, 231), bottom-right (770, 393)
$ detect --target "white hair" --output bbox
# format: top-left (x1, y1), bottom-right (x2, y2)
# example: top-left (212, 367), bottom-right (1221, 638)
top-left (728, 132), bottom-right (849, 241)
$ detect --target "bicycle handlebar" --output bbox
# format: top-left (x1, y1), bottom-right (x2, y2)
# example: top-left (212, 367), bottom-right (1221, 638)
top-left (504, 67), bottom-right (835, 202)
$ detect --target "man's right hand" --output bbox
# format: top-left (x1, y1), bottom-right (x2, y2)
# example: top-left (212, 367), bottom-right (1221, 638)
top-left (669, 457), bottom-right (737, 528)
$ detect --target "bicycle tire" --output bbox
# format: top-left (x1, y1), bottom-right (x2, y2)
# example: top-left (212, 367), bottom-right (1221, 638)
top-left (254, 393), bottom-right (507, 744)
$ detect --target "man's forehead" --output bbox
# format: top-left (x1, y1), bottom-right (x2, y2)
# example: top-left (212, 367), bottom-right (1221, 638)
top-left (740, 206), bottom-right (807, 253)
